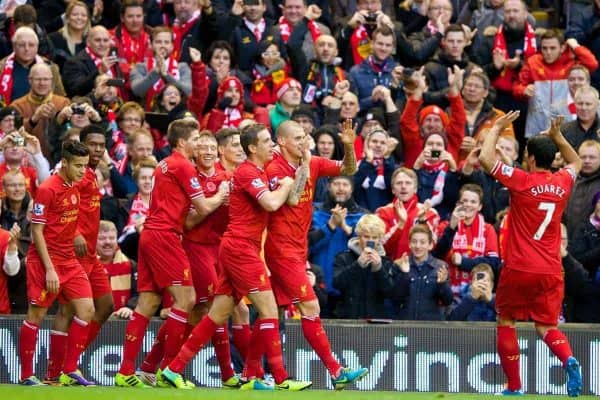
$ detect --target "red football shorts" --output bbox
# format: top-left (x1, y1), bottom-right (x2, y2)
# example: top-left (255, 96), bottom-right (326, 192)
top-left (183, 239), bottom-right (218, 304)
top-left (215, 237), bottom-right (271, 302)
top-left (137, 229), bottom-right (193, 293)
top-left (80, 256), bottom-right (112, 299)
top-left (27, 257), bottom-right (92, 308)
top-left (496, 268), bottom-right (564, 326)
top-left (266, 255), bottom-right (316, 306)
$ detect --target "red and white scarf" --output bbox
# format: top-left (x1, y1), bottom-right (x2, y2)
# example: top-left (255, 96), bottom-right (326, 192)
top-left (121, 193), bottom-right (149, 237)
top-left (421, 160), bottom-right (448, 206)
top-left (119, 25), bottom-right (149, 65)
top-left (86, 46), bottom-right (113, 77)
top-left (350, 25), bottom-right (370, 65)
top-left (449, 213), bottom-right (487, 298)
top-left (145, 56), bottom-right (180, 110)
top-left (172, 10), bottom-right (200, 60)
top-left (492, 22), bottom-right (536, 92)
top-left (278, 16), bottom-right (321, 43)
top-left (567, 92), bottom-right (577, 120)
top-left (426, 20), bottom-right (441, 36)
top-left (0, 52), bottom-right (44, 106)
top-left (361, 157), bottom-right (386, 190)
top-left (223, 107), bottom-right (243, 127)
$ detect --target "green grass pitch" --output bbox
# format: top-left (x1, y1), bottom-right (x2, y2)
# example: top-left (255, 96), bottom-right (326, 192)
top-left (0, 386), bottom-right (596, 400)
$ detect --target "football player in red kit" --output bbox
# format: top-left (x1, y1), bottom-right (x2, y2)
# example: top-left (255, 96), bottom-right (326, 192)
top-left (115, 119), bottom-right (224, 388)
top-left (264, 119), bottom-right (369, 389)
top-left (479, 112), bottom-right (583, 397)
top-left (45, 125), bottom-right (114, 386)
top-left (19, 141), bottom-right (93, 386)
top-left (161, 123), bottom-right (311, 391)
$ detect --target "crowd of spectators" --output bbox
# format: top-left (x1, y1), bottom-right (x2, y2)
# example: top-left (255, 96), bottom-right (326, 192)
top-left (0, 0), bottom-right (600, 324)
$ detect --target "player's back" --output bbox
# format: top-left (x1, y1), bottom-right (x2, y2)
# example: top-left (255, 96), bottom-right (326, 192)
top-left (499, 165), bottom-right (575, 274)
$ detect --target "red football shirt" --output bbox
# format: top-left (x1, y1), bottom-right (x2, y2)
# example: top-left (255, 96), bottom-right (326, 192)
top-left (75, 167), bottom-right (101, 257)
top-left (490, 160), bottom-right (575, 274)
top-left (28, 174), bottom-right (80, 262)
top-left (0, 229), bottom-right (10, 314)
top-left (143, 151), bottom-right (205, 234)
top-left (265, 156), bottom-right (341, 258)
top-left (184, 169), bottom-right (231, 244)
top-left (0, 163), bottom-right (38, 199)
top-left (223, 160), bottom-right (271, 245)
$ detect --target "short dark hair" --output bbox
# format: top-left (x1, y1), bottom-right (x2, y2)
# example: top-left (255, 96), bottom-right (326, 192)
top-left (62, 140), bottom-right (89, 160)
top-left (205, 40), bottom-right (236, 67)
top-left (80, 124), bottom-right (106, 143)
top-left (215, 127), bottom-right (241, 146)
top-left (459, 183), bottom-right (484, 203)
top-left (13, 5), bottom-right (36, 26)
top-left (527, 135), bottom-right (558, 170)
top-left (465, 70), bottom-right (490, 90)
top-left (540, 28), bottom-right (565, 45)
top-left (167, 118), bottom-right (199, 148)
top-left (371, 25), bottom-right (395, 45)
top-left (121, 0), bottom-right (144, 16)
top-left (444, 24), bottom-right (466, 38)
top-left (240, 123), bottom-right (267, 156)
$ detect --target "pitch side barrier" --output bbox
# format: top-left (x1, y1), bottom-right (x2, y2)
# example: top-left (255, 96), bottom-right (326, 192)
top-left (0, 317), bottom-right (598, 394)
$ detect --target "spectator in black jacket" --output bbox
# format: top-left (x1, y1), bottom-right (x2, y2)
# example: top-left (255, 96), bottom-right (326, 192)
top-left (447, 263), bottom-right (496, 321)
top-left (562, 85), bottom-right (600, 152)
top-left (332, 213), bottom-right (395, 319)
top-left (48, 1), bottom-right (89, 71)
top-left (565, 0), bottom-right (600, 90)
top-left (568, 190), bottom-right (600, 274)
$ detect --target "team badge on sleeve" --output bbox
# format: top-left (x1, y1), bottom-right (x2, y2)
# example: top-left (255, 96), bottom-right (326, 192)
top-left (33, 203), bottom-right (45, 216)
top-left (190, 177), bottom-right (201, 190)
top-left (501, 164), bottom-right (514, 177)
top-left (269, 177), bottom-right (279, 190)
top-left (252, 178), bottom-right (266, 189)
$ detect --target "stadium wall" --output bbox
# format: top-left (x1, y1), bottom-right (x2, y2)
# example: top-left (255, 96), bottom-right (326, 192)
top-left (0, 317), bottom-right (598, 395)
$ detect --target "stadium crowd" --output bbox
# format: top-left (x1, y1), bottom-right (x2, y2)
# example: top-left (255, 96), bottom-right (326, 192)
top-left (0, 0), bottom-right (597, 390)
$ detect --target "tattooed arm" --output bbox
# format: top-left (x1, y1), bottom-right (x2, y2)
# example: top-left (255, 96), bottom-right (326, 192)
top-left (339, 118), bottom-right (358, 176)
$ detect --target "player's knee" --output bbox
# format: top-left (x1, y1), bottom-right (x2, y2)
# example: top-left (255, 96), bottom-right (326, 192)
top-left (232, 301), bottom-right (250, 323)
top-left (76, 302), bottom-right (96, 322)
top-left (298, 299), bottom-right (320, 317)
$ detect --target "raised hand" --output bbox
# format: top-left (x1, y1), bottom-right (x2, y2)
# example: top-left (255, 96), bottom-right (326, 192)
top-left (339, 118), bottom-right (357, 145)
top-left (548, 115), bottom-right (565, 139)
top-left (436, 265), bottom-right (449, 283)
top-left (189, 47), bottom-right (202, 63)
top-left (493, 110), bottom-right (520, 131)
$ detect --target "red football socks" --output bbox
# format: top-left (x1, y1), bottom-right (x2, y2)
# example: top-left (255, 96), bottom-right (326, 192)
top-left (497, 325), bottom-right (522, 392)
top-left (242, 322), bottom-right (264, 380)
top-left (85, 320), bottom-right (102, 350)
top-left (19, 320), bottom-right (39, 381)
top-left (63, 317), bottom-right (90, 373)
top-left (212, 325), bottom-right (235, 381)
top-left (119, 311), bottom-right (149, 375)
top-left (301, 316), bottom-right (342, 376)
top-left (169, 316), bottom-right (218, 374)
top-left (140, 322), bottom-right (167, 373)
top-left (232, 324), bottom-right (251, 360)
top-left (543, 328), bottom-right (573, 365)
top-left (159, 308), bottom-right (189, 370)
top-left (46, 330), bottom-right (68, 380)
top-left (257, 318), bottom-right (287, 384)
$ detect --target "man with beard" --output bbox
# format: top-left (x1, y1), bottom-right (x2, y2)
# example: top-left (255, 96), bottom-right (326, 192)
top-left (130, 27), bottom-right (192, 110)
top-left (309, 175), bottom-right (368, 315)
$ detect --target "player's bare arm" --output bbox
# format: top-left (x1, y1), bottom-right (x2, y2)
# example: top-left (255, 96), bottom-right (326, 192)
top-left (548, 115), bottom-right (582, 175)
top-left (339, 118), bottom-right (358, 176)
top-left (287, 138), bottom-right (311, 206)
top-left (259, 176), bottom-right (294, 212)
top-left (190, 185), bottom-right (229, 224)
top-left (31, 223), bottom-right (59, 294)
top-left (479, 110), bottom-right (520, 171)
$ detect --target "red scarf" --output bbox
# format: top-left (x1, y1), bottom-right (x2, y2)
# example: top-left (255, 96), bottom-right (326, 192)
top-left (0, 53), bottom-right (44, 106)
top-left (223, 106), bottom-right (243, 127)
top-left (350, 25), bottom-right (371, 65)
top-left (86, 46), bottom-right (113, 77)
top-left (361, 157), bottom-right (386, 190)
top-left (492, 22), bottom-right (536, 92)
top-left (172, 10), bottom-right (200, 60)
top-left (303, 62), bottom-right (346, 103)
top-left (567, 92), bottom-right (577, 120)
top-left (421, 160), bottom-right (448, 206)
top-left (279, 16), bottom-right (321, 43)
top-left (144, 56), bottom-right (179, 110)
top-left (119, 25), bottom-right (150, 65)
top-left (449, 213), bottom-right (486, 298)
top-left (121, 193), bottom-right (149, 236)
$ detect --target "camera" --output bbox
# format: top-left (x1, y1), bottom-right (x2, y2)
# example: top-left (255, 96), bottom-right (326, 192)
top-left (366, 240), bottom-right (376, 249)
top-left (107, 78), bottom-right (125, 88)
top-left (431, 150), bottom-right (441, 158)
top-left (402, 67), bottom-right (419, 92)
top-left (12, 136), bottom-right (25, 147)
top-left (364, 12), bottom-right (377, 25)
top-left (476, 272), bottom-right (486, 280)
top-left (72, 104), bottom-right (86, 115)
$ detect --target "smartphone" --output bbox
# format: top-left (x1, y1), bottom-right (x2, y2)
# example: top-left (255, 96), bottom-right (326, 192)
top-left (366, 240), bottom-right (376, 249)
top-left (476, 272), bottom-right (486, 280)
top-left (431, 150), bottom-right (441, 158)
top-left (107, 78), bottom-right (125, 87)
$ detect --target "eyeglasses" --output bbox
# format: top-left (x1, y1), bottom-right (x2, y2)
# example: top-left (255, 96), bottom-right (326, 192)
top-left (121, 117), bottom-right (143, 123)
top-left (430, 6), bottom-right (452, 11)
top-left (4, 183), bottom-right (26, 188)
top-left (262, 51), bottom-right (280, 57)
top-left (31, 77), bottom-right (52, 82)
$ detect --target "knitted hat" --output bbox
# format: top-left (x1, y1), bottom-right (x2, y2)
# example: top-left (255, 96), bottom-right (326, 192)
top-left (419, 105), bottom-right (450, 128)
top-left (0, 106), bottom-right (20, 121)
top-left (275, 78), bottom-right (301, 100)
top-left (217, 76), bottom-right (245, 100)
top-left (363, 108), bottom-right (386, 129)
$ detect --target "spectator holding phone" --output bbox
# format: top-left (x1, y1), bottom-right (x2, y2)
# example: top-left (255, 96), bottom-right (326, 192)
top-left (332, 214), bottom-right (395, 319)
top-left (391, 224), bottom-right (453, 320)
top-left (447, 263), bottom-right (496, 321)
